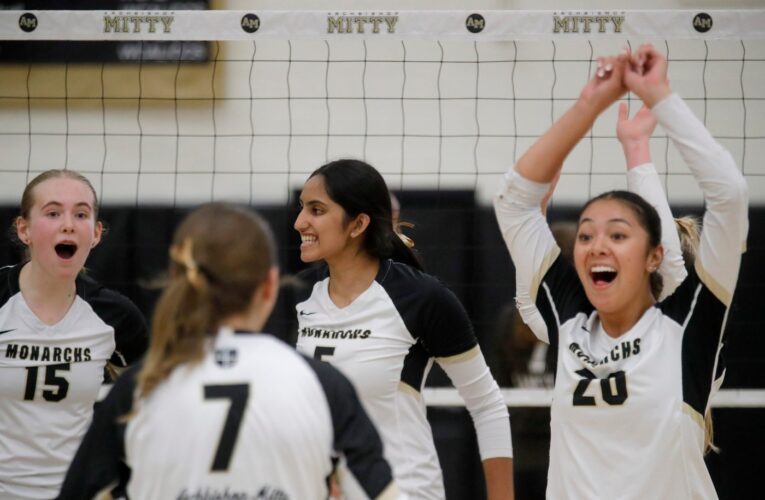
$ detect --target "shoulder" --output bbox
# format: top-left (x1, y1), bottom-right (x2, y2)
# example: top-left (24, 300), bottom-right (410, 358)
top-left (77, 274), bottom-right (145, 326)
top-left (377, 260), bottom-right (459, 306)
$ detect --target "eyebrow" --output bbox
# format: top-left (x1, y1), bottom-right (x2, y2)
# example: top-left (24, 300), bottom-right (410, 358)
top-left (579, 217), bottom-right (632, 226)
top-left (301, 199), bottom-right (326, 206)
top-left (41, 201), bottom-right (93, 210)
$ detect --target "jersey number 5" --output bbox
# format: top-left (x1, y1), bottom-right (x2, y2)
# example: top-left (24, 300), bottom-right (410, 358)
top-left (573, 368), bottom-right (628, 406)
top-left (23, 363), bottom-right (70, 402)
top-left (203, 384), bottom-right (250, 472)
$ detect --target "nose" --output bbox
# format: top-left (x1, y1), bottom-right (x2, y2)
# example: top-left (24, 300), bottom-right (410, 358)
top-left (590, 234), bottom-right (609, 255)
top-left (294, 209), bottom-right (306, 232)
top-left (61, 212), bottom-right (75, 233)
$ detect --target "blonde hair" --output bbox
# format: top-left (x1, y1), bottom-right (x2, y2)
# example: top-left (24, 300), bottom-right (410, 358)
top-left (675, 216), bottom-right (701, 268)
top-left (136, 203), bottom-right (276, 401)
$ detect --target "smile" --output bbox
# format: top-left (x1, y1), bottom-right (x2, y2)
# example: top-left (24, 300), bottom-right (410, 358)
top-left (590, 265), bottom-right (617, 287)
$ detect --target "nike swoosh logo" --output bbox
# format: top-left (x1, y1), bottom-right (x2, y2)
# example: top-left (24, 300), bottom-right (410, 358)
top-left (299, 311), bottom-right (316, 316)
top-left (0, 329), bottom-right (15, 335)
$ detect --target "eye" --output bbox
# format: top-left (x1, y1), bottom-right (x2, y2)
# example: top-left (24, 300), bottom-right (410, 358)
top-left (611, 232), bottom-right (627, 241)
top-left (46, 211), bottom-right (60, 218)
top-left (311, 207), bottom-right (324, 215)
top-left (76, 211), bottom-right (90, 219)
top-left (577, 232), bottom-right (591, 242)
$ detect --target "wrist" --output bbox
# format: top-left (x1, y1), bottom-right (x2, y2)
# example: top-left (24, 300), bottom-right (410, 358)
top-left (642, 84), bottom-right (672, 108)
top-left (621, 140), bottom-right (651, 169)
top-left (573, 97), bottom-right (602, 121)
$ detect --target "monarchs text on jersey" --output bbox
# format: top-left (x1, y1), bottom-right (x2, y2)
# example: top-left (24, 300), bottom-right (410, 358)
top-left (0, 263), bottom-right (147, 499)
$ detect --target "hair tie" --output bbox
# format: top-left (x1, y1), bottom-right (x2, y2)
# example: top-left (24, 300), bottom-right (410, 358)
top-left (170, 238), bottom-right (204, 290)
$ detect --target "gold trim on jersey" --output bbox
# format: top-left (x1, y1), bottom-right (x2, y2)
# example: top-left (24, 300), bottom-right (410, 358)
top-left (682, 402), bottom-right (704, 430)
top-left (694, 259), bottom-right (731, 306)
top-left (436, 344), bottom-right (480, 365)
top-left (398, 381), bottom-right (422, 399)
top-left (376, 482), bottom-right (403, 500)
top-left (531, 246), bottom-right (561, 302)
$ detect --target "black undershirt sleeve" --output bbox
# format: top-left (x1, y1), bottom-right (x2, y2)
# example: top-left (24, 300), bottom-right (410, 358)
top-left (305, 357), bottom-right (395, 498)
top-left (56, 364), bottom-right (138, 499)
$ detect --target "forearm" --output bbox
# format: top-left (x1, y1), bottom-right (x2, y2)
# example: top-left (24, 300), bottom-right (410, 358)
top-left (621, 139), bottom-right (652, 169)
top-left (438, 347), bottom-right (513, 460)
top-left (483, 457), bottom-right (514, 500)
top-left (652, 93), bottom-right (748, 303)
top-left (515, 99), bottom-right (600, 183)
top-left (626, 163), bottom-right (686, 300)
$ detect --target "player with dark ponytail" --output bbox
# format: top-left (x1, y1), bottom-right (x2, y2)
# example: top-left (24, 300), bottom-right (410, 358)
top-left (294, 159), bottom-right (513, 499)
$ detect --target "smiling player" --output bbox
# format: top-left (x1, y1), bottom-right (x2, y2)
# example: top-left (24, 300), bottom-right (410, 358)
top-left (494, 46), bottom-right (748, 498)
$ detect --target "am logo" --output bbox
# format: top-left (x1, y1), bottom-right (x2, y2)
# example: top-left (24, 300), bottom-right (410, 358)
top-left (466, 13), bottom-right (485, 34)
top-left (19, 13), bottom-right (38, 33)
top-left (693, 13), bottom-right (713, 33)
top-left (241, 13), bottom-right (261, 34)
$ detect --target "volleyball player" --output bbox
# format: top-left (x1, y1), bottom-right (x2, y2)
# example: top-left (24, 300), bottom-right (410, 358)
top-left (0, 169), bottom-right (148, 499)
top-left (58, 203), bottom-right (399, 500)
top-left (294, 159), bottom-right (514, 499)
top-left (494, 45), bottom-right (748, 498)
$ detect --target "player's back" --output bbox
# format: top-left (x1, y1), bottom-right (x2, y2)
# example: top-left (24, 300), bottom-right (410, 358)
top-left (125, 332), bottom-right (335, 499)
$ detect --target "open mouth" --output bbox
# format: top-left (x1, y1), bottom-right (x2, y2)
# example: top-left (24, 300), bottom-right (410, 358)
top-left (590, 265), bottom-right (617, 286)
top-left (55, 243), bottom-right (77, 259)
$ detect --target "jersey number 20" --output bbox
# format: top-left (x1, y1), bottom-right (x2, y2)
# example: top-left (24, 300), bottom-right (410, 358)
top-left (573, 368), bottom-right (628, 406)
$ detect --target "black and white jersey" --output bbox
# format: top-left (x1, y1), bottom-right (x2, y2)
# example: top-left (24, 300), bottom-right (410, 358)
top-left (58, 331), bottom-right (399, 500)
top-left (494, 93), bottom-right (748, 499)
top-left (0, 263), bottom-right (147, 500)
top-left (296, 260), bottom-right (512, 499)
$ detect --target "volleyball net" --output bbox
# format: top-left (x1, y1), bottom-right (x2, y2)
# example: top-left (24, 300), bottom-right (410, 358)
top-left (0, 9), bottom-right (763, 406)
top-left (0, 9), bottom-right (763, 207)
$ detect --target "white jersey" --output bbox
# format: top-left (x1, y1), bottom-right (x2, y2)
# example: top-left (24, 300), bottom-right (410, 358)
top-left (58, 331), bottom-right (399, 500)
top-left (296, 260), bottom-right (512, 499)
top-left (494, 93), bottom-right (748, 499)
top-left (0, 263), bottom-right (147, 500)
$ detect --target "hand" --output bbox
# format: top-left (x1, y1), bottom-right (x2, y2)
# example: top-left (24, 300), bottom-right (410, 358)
top-left (623, 44), bottom-right (672, 108)
top-left (617, 103), bottom-right (657, 146)
top-left (617, 102), bottom-right (656, 169)
top-left (578, 52), bottom-right (629, 114)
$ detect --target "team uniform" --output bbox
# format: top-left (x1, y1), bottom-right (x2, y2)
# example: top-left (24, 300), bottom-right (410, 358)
top-left (494, 93), bottom-right (748, 499)
top-left (0, 263), bottom-right (147, 500)
top-left (296, 260), bottom-right (512, 499)
top-left (58, 330), bottom-right (399, 500)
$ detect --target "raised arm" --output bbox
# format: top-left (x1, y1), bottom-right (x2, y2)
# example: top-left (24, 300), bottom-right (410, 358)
top-left (515, 54), bottom-right (628, 182)
top-left (495, 53), bottom-right (627, 344)
top-left (617, 103), bottom-right (687, 300)
top-left (625, 44), bottom-right (749, 305)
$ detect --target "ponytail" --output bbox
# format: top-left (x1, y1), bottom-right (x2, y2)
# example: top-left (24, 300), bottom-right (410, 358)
top-left (136, 204), bottom-right (276, 401)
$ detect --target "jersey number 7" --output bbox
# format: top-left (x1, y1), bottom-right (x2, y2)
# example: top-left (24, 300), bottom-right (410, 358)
top-left (203, 384), bottom-right (250, 471)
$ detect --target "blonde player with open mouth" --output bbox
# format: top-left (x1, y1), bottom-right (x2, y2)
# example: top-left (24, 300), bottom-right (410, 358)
top-left (0, 169), bottom-right (148, 499)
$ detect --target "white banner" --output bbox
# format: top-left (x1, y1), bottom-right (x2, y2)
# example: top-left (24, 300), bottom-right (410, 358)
top-left (0, 10), bottom-right (763, 41)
